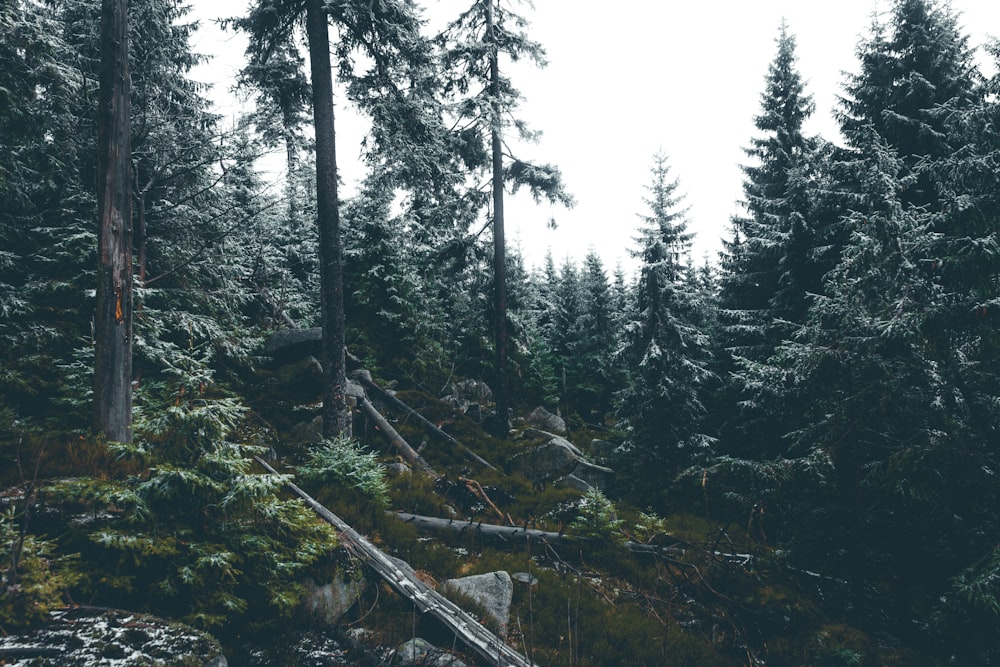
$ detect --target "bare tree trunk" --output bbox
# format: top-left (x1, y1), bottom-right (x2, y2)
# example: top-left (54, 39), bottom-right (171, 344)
top-left (305, 0), bottom-right (350, 437)
top-left (487, 0), bottom-right (509, 432)
top-left (94, 0), bottom-right (132, 443)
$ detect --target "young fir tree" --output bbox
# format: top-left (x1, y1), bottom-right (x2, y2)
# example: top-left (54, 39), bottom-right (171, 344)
top-left (575, 250), bottom-right (619, 422)
top-left (616, 154), bottom-right (713, 507)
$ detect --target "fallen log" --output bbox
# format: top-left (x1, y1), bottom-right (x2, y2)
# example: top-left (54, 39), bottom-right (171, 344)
top-left (392, 511), bottom-right (687, 557)
top-left (254, 457), bottom-right (535, 667)
top-left (350, 370), bottom-right (496, 470)
top-left (395, 511), bottom-right (576, 543)
top-left (358, 396), bottom-right (439, 479)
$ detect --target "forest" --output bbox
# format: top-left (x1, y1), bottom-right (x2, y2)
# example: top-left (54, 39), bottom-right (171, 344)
top-left (1, 0), bottom-right (999, 664)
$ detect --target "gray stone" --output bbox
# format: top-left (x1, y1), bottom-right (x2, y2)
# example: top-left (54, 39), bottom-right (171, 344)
top-left (590, 438), bottom-right (616, 461)
top-left (570, 459), bottom-right (615, 491)
top-left (511, 435), bottom-right (614, 490)
top-left (0, 607), bottom-right (226, 666)
top-left (263, 327), bottom-right (322, 360)
top-left (527, 406), bottom-right (566, 433)
top-left (393, 638), bottom-right (467, 666)
top-left (510, 436), bottom-right (583, 478)
top-left (555, 473), bottom-right (593, 492)
top-left (345, 380), bottom-right (366, 399)
top-left (442, 571), bottom-right (513, 637)
top-left (453, 379), bottom-right (493, 402)
top-left (306, 573), bottom-right (367, 626)
top-left (384, 462), bottom-right (411, 477)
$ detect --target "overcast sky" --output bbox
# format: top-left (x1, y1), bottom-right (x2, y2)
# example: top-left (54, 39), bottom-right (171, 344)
top-left (189, 1), bottom-right (1000, 272)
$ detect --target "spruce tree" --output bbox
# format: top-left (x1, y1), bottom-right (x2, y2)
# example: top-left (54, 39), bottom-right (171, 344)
top-left (716, 23), bottom-right (839, 458)
top-left (438, 0), bottom-right (572, 430)
top-left (616, 154), bottom-right (713, 506)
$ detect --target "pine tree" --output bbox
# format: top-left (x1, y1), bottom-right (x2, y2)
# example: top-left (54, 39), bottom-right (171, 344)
top-left (616, 154), bottom-right (713, 506)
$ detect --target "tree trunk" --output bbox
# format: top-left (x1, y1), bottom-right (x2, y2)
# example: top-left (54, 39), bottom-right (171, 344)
top-left (358, 396), bottom-right (439, 478)
top-left (255, 457), bottom-right (536, 667)
top-left (305, 0), bottom-right (350, 438)
top-left (349, 370), bottom-right (496, 470)
top-left (94, 0), bottom-right (133, 443)
top-left (487, 0), bottom-right (510, 432)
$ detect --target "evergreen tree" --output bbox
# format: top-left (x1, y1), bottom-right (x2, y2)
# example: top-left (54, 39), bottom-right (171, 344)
top-left (838, 0), bottom-right (979, 211)
top-left (236, 0), bottom-right (427, 436)
top-left (616, 154), bottom-right (713, 506)
top-left (438, 0), bottom-right (572, 429)
top-left (575, 250), bottom-right (618, 421)
top-left (716, 24), bottom-right (843, 458)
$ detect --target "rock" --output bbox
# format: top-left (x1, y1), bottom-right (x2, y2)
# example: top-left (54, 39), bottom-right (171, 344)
top-left (442, 571), bottom-right (513, 637)
top-left (511, 435), bottom-right (614, 490)
top-left (345, 380), bottom-right (366, 399)
top-left (263, 327), bottom-right (323, 363)
top-left (555, 473), bottom-right (593, 492)
top-left (392, 638), bottom-right (467, 666)
top-left (273, 356), bottom-right (324, 398)
top-left (384, 462), bottom-right (411, 477)
top-left (0, 607), bottom-right (226, 666)
top-left (570, 459), bottom-right (615, 491)
top-left (306, 572), bottom-right (367, 626)
top-left (527, 406), bottom-right (566, 433)
top-left (590, 438), bottom-right (616, 461)
top-left (289, 415), bottom-right (324, 444)
top-left (511, 572), bottom-right (539, 588)
top-left (451, 379), bottom-right (493, 403)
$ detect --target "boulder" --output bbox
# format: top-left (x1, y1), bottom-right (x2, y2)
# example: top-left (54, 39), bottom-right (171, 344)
top-left (306, 572), bottom-right (367, 626)
top-left (590, 438), bottom-right (616, 462)
top-left (392, 638), bottom-right (467, 666)
top-left (263, 327), bottom-right (323, 363)
top-left (555, 473), bottom-right (594, 492)
top-left (511, 434), bottom-right (614, 491)
top-left (527, 406), bottom-right (566, 433)
top-left (451, 379), bottom-right (493, 403)
top-left (442, 571), bottom-right (513, 637)
top-left (0, 607), bottom-right (226, 666)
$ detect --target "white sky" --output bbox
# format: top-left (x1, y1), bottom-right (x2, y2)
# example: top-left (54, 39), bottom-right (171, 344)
top-left (188, 0), bottom-right (1000, 272)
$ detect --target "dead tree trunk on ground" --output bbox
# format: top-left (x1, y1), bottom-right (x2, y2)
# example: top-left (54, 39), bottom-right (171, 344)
top-left (359, 396), bottom-right (439, 479)
top-left (350, 370), bottom-right (495, 470)
top-left (255, 457), bottom-right (536, 667)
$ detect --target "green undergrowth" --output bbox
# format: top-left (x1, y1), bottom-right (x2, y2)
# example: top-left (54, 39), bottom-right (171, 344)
top-left (266, 382), bottom-right (827, 664)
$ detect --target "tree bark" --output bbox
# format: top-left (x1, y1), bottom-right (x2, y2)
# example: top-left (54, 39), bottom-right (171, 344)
top-left (305, 0), bottom-right (350, 437)
top-left (94, 0), bottom-right (133, 443)
top-left (486, 0), bottom-right (510, 432)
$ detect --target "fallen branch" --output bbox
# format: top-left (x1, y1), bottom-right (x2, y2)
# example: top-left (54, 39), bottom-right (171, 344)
top-left (458, 476), bottom-right (511, 524)
top-left (350, 370), bottom-right (496, 470)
